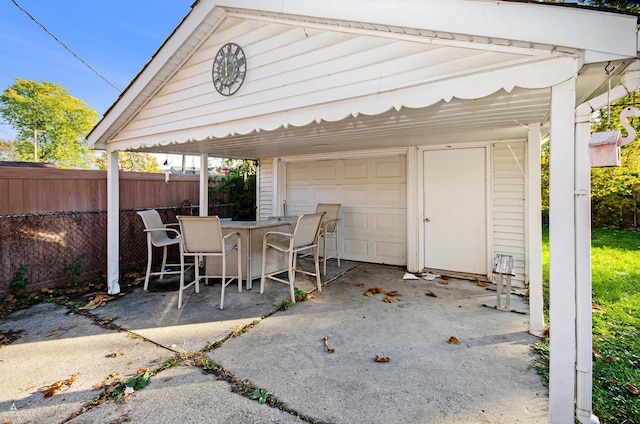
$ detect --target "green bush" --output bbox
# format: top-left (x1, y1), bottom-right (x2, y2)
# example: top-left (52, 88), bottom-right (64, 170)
top-left (209, 160), bottom-right (256, 221)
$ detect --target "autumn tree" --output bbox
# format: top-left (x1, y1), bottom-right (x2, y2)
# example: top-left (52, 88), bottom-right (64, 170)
top-left (93, 151), bottom-right (161, 173)
top-left (578, 0), bottom-right (640, 13)
top-left (536, 2), bottom-right (640, 228)
top-left (588, 92), bottom-right (640, 228)
top-left (0, 79), bottom-right (97, 168)
top-left (0, 139), bottom-right (19, 161)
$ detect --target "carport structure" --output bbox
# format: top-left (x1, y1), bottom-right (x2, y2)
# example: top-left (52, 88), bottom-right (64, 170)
top-left (88, 1), bottom-right (640, 422)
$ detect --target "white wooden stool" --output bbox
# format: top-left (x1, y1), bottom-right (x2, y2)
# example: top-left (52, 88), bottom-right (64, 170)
top-left (493, 254), bottom-right (515, 311)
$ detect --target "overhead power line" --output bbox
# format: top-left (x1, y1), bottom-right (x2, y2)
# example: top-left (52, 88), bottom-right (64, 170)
top-left (11, 0), bottom-right (121, 93)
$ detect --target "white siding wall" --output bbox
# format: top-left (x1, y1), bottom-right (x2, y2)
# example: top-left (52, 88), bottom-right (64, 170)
top-left (492, 141), bottom-right (526, 286)
top-left (258, 157), bottom-right (275, 220)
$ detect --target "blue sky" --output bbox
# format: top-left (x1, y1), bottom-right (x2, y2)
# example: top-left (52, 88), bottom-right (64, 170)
top-left (0, 0), bottom-right (194, 140)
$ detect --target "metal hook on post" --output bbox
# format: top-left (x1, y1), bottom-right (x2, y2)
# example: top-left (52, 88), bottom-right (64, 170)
top-left (588, 61), bottom-right (623, 167)
top-left (604, 61), bottom-right (615, 75)
top-left (605, 61), bottom-right (615, 129)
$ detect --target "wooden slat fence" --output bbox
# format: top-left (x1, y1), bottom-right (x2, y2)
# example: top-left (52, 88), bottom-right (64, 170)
top-left (0, 166), bottom-right (231, 297)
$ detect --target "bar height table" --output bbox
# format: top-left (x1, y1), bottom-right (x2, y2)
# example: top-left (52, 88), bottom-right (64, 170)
top-left (206, 220), bottom-right (292, 289)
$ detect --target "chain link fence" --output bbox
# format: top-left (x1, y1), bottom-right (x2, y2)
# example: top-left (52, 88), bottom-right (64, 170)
top-left (0, 204), bottom-right (233, 297)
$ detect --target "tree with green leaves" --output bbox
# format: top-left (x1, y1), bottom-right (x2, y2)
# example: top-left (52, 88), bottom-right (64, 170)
top-left (0, 139), bottom-right (19, 161)
top-left (0, 79), bottom-right (97, 169)
top-left (93, 151), bottom-right (161, 173)
top-left (589, 93), bottom-right (640, 228)
top-left (209, 159), bottom-right (257, 220)
top-left (578, 0), bottom-right (640, 13)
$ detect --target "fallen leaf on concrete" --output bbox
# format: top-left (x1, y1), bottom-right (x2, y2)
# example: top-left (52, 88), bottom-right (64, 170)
top-left (80, 292), bottom-right (113, 310)
top-left (591, 303), bottom-right (606, 314)
top-left (447, 336), bottom-right (460, 345)
top-left (323, 336), bottom-right (335, 354)
top-left (374, 355), bottom-right (390, 363)
top-left (354, 282), bottom-right (365, 288)
top-left (476, 280), bottom-right (489, 287)
top-left (438, 280), bottom-right (449, 285)
top-left (130, 276), bottom-right (146, 286)
top-left (425, 291), bottom-right (438, 298)
top-left (94, 373), bottom-right (119, 390)
top-left (39, 373), bottom-right (79, 397)
top-left (383, 296), bottom-right (399, 303)
top-left (136, 368), bottom-right (149, 375)
top-left (364, 291), bottom-right (374, 297)
top-left (386, 290), bottom-right (399, 296)
top-left (46, 324), bottom-right (78, 338)
top-left (367, 288), bottom-right (386, 294)
top-left (48, 327), bottom-right (60, 337)
top-left (1, 293), bottom-right (17, 312)
top-left (0, 329), bottom-right (23, 348)
top-left (107, 350), bottom-right (125, 358)
top-left (626, 383), bottom-right (640, 396)
top-left (305, 293), bottom-right (316, 300)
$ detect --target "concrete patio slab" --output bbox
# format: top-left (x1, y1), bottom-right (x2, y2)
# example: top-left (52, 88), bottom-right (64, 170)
top-left (0, 260), bottom-right (547, 423)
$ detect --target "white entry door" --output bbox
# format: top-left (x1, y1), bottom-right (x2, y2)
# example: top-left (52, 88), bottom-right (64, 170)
top-left (423, 148), bottom-right (487, 275)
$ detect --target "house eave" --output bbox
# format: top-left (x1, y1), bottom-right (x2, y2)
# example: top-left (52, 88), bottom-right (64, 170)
top-left (87, 0), bottom-right (638, 155)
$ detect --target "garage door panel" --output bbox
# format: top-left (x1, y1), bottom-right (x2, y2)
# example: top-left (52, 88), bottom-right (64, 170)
top-left (343, 210), bottom-right (368, 230)
top-left (315, 187), bottom-right (341, 202)
top-left (374, 212), bottom-right (405, 232)
top-left (343, 162), bottom-right (367, 179)
top-left (285, 156), bottom-right (406, 266)
top-left (342, 187), bottom-right (369, 203)
top-left (374, 185), bottom-right (405, 204)
top-left (375, 240), bottom-right (406, 261)
top-left (344, 238), bottom-right (368, 257)
top-left (287, 164), bottom-right (310, 182)
top-left (314, 163), bottom-right (339, 180)
top-left (375, 160), bottom-right (404, 179)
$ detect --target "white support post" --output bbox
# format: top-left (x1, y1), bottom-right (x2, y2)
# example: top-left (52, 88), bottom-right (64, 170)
top-left (273, 158), bottom-right (281, 217)
top-left (527, 123), bottom-right (545, 337)
top-left (406, 147), bottom-right (420, 273)
top-left (199, 153), bottom-right (208, 216)
top-left (106, 150), bottom-right (121, 295)
top-left (575, 105), bottom-right (600, 424)
top-left (548, 78), bottom-right (577, 423)
top-left (276, 158), bottom-right (285, 215)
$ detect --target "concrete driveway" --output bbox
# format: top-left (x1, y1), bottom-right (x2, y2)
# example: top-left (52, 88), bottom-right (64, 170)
top-left (0, 260), bottom-right (547, 423)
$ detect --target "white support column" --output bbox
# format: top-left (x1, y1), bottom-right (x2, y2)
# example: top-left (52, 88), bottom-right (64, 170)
top-left (106, 150), bottom-right (121, 295)
top-left (276, 159), bottom-right (285, 215)
top-left (273, 158), bottom-right (281, 216)
top-left (406, 147), bottom-right (420, 273)
top-left (548, 78), bottom-right (577, 423)
top-left (199, 153), bottom-right (208, 216)
top-left (575, 105), bottom-right (599, 424)
top-left (527, 123), bottom-right (545, 337)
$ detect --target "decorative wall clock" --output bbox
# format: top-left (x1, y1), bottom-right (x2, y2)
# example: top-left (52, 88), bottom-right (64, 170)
top-left (212, 43), bottom-right (246, 96)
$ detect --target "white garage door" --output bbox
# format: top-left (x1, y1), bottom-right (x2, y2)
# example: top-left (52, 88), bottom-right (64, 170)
top-left (285, 156), bottom-right (406, 265)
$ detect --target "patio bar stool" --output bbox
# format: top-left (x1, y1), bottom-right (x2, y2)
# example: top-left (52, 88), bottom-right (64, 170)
top-left (315, 203), bottom-right (341, 275)
top-left (493, 254), bottom-right (515, 311)
top-left (137, 209), bottom-right (183, 290)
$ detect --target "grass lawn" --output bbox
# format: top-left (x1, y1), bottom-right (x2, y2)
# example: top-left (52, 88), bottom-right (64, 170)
top-left (539, 228), bottom-right (640, 423)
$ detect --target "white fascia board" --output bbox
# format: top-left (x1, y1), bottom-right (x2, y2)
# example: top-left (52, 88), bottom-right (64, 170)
top-left (219, 0), bottom-right (637, 60)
